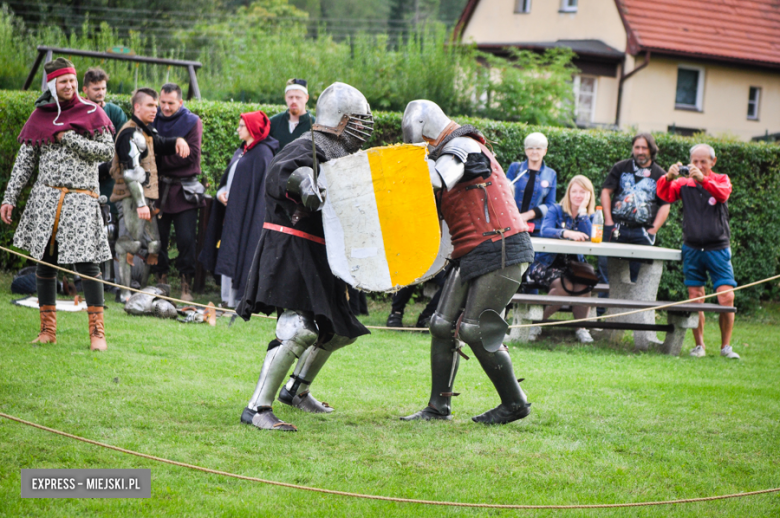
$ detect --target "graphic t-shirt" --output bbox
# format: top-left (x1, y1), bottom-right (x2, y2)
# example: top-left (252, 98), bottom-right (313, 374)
top-left (602, 159), bottom-right (668, 228)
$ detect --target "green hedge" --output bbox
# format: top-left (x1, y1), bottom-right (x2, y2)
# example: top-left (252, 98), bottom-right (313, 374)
top-left (2, 90), bottom-right (779, 309)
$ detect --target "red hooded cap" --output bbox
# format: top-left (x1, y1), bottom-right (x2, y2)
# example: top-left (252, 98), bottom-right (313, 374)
top-left (240, 110), bottom-right (271, 151)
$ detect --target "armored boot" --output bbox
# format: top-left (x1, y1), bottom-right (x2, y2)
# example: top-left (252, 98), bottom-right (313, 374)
top-left (32, 305), bottom-right (57, 344)
top-left (180, 275), bottom-right (193, 302)
top-left (278, 346), bottom-right (333, 413)
top-left (114, 253), bottom-right (134, 303)
top-left (401, 314), bottom-right (460, 421)
top-left (88, 306), bottom-right (108, 351)
top-left (240, 406), bottom-right (297, 432)
top-left (241, 312), bottom-right (318, 431)
top-left (278, 335), bottom-right (355, 413)
top-left (469, 346), bottom-right (530, 425)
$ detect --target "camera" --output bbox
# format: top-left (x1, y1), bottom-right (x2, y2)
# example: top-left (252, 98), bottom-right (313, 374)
top-left (678, 165), bottom-right (690, 177)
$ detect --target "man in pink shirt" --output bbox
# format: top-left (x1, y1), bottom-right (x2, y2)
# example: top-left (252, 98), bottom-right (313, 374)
top-left (657, 144), bottom-right (739, 359)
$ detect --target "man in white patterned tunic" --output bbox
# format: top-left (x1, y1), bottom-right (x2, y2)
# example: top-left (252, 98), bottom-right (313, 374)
top-left (1, 58), bottom-right (115, 351)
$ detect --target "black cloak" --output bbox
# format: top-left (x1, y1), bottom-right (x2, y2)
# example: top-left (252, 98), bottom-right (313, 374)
top-left (236, 137), bottom-right (369, 340)
top-left (199, 136), bottom-right (279, 301)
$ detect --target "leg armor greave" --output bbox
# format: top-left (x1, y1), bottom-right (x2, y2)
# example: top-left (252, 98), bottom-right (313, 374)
top-left (279, 334), bottom-right (356, 413)
top-left (246, 311), bottom-right (318, 411)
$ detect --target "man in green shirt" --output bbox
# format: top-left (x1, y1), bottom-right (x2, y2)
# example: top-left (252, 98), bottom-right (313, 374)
top-left (83, 67), bottom-right (128, 285)
top-left (268, 78), bottom-right (315, 150)
top-left (83, 67), bottom-right (127, 137)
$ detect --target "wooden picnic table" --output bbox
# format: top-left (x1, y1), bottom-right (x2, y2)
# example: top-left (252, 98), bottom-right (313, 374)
top-left (526, 238), bottom-right (682, 350)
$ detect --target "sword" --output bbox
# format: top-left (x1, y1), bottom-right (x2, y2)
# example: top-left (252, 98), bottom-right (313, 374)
top-left (310, 124), bottom-right (323, 204)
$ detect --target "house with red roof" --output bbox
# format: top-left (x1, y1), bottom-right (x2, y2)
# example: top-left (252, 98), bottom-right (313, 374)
top-left (456, 0), bottom-right (780, 141)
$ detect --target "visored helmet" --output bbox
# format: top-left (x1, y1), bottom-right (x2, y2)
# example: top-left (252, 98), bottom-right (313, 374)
top-left (312, 82), bottom-right (374, 142)
top-left (402, 100), bottom-right (454, 146)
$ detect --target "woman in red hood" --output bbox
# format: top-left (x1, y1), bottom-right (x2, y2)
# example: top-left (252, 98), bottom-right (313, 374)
top-left (199, 111), bottom-right (279, 307)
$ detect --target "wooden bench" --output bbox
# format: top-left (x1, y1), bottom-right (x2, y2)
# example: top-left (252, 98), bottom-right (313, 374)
top-left (507, 293), bottom-right (736, 355)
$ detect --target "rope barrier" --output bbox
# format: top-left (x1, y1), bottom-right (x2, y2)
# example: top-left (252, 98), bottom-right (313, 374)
top-left (2, 244), bottom-right (779, 332)
top-left (1, 412), bottom-right (778, 509)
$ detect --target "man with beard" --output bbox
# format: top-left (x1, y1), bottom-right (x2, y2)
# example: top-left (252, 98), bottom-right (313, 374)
top-left (1, 58), bottom-right (115, 350)
top-left (110, 87), bottom-right (190, 302)
top-left (598, 133), bottom-right (670, 284)
top-left (152, 83), bottom-right (205, 301)
top-left (268, 78), bottom-right (315, 151)
top-left (399, 100), bottom-right (535, 425)
top-left (236, 82), bottom-right (373, 432)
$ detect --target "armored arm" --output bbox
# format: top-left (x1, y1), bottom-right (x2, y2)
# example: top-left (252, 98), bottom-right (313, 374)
top-left (123, 131), bottom-right (149, 208)
top-left (286, 166), bottom-right (325, 211)
top-left (433, 137), bottom-right (482, 190)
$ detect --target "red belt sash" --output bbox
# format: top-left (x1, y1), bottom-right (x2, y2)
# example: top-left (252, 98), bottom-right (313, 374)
top-left (263, 222), bottom-right (326, 245)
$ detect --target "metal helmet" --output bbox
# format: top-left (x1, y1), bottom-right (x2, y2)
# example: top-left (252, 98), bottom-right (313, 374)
top-left (402, 100), bottom-right (453, 145)
top-left (312, 82), bottom-right (374, 142)
top-left (152, 299), bottom-right (178, 319)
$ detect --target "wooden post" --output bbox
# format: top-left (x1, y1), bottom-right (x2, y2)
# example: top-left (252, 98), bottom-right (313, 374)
top-left (22, 49), bottom-right (47, 91)
top-left (187, 64), bottom-right (201, 100)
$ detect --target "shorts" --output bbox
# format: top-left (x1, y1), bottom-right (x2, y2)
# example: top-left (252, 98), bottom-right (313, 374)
top-left (681, 245), bottom-right (737, 289)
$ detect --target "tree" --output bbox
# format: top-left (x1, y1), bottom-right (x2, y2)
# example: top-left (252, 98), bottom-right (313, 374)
top-left (477, 47), bottom-right (579, 126)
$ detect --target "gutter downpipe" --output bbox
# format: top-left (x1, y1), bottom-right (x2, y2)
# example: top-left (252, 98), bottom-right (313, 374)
top-left (615, 50), bottom-right (650, 127)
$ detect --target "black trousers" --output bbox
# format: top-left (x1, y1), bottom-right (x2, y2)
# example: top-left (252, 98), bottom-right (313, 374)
top-left (154, 208), bottom-right (198, 278)
top-left (37, 243), bottom-right (104, 307)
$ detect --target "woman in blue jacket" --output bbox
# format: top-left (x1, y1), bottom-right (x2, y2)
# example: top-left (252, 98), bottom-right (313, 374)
top-left (505, 132), bottom-right (557, 235)
top-left (526, 175), bottom-right (597, 343)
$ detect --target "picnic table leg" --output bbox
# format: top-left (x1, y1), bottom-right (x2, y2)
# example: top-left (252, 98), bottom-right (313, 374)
top-left (604, 258), bottom-right (663, 350)
top-left (661, 312), bottom-right (699, 356)
top-left (506, 303), bottom-right (543, 343)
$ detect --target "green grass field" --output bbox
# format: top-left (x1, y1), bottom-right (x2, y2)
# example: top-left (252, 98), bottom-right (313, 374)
top-left (1, 272), bottom-right (778, 517)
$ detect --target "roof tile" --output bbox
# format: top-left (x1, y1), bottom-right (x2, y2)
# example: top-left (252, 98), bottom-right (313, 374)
top-left (618, 0), bottom-right (780, 66)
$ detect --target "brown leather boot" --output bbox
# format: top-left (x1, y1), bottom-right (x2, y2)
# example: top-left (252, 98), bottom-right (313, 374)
top-left (88, 306), bottom-right (107, 351)
top-left (180, 275), bottom-right (193, 302)
top-left (32, 305), bottom-right (57, 344)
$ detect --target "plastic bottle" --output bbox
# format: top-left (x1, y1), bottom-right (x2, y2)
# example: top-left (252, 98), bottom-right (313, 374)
top-left (591, 206), bottom-right (604, 243)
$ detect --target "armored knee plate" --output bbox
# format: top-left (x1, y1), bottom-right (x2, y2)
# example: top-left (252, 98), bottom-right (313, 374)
top-left (146, 239), bottom-right (161, 255)
top-left (458, 310), bottom-right (508, 353)
top-left (429, 312), bottom-right (455, 340)
top-left (275, 310), bottom-right (319, 355)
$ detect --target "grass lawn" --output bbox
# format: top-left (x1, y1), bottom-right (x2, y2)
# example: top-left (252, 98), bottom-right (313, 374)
top-left (0, 271), bottom-right (778, 517)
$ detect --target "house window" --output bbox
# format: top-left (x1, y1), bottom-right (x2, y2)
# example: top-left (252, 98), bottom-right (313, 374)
top-left (675, 65), bottom-right (704, 111)
top-left (573, 75), bottom-right (597, 124)
top-left (515, 0), bottom-right (531, 13)
top-left (748, 87), bottom-right (761, 120)
top-left (560, 0), bottom-right (578, 13)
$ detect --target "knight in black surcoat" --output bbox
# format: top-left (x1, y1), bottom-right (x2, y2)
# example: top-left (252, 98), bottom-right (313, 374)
top-left (236, 83), bottom-right (374, 432)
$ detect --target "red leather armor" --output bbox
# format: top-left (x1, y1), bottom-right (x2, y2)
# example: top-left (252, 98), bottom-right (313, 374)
top-left (440, 139), bottom-right (528, 259)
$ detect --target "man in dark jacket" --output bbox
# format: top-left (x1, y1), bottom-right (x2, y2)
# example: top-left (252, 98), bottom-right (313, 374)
top-left (152, 82), bottom-right (205, 301)
top-left (268, 78), bottom-right (315, 150)
top-left (599, 133), bottom-right (671, 283)
top-left (657, 144), bottom-right (739, 360)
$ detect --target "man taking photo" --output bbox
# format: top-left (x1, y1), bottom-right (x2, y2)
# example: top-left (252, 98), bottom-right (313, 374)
top-left (657, 144), bottom-right (739, 360)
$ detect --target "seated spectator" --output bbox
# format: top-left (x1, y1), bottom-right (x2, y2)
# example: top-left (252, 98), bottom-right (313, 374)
top-left (505, 132), bottom-right (557, 235)
top-left (199, 111), bottom-right (279, 307)
top-left (525, 175), bottom-right (596, 343)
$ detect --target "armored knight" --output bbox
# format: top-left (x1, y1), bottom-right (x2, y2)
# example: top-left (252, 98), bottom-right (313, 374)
top-left (110, 87), bottom-right (189, 302)
top-left (236, 82), bottom-right (374, 432)
top-left (400, 100), bottom-right (535, 425)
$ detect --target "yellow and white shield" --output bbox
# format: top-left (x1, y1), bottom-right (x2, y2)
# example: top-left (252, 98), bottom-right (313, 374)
top-left (320, 143), bottom-right (447, 292)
